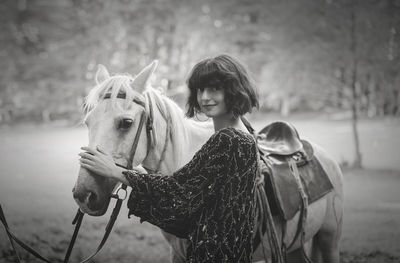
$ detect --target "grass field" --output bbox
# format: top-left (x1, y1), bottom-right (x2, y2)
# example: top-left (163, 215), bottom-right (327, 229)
top-left (0, 116), bottom-right (399, 262)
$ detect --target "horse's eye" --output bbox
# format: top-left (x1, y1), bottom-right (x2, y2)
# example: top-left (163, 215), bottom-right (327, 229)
top-left (118, 118), bottom-right (133, 130)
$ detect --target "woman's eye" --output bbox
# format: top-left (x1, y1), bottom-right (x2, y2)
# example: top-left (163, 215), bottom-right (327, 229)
top-left (198, 86), bottom-right (220, 93)
top-left (211, 86), bottom-right (220, 91)
top-left (118, 118), bottom-right (133, 130)
top-left (208, 86), bottom-right (221, 92)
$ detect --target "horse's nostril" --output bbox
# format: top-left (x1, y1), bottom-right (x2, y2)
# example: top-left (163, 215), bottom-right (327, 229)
top-left (73, 189), bottom-right (97, 204)
top-left (73, 190), bottom-right (86, 203)
top-left (88, 191), bottom-right (97, 204)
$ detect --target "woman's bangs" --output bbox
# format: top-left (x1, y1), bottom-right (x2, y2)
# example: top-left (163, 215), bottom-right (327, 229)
top-left (190, 63), bottom-right (223, 90)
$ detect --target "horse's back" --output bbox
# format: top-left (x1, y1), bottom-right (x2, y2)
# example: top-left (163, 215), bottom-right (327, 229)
top-left (311, 142), bottom-right (344, 195)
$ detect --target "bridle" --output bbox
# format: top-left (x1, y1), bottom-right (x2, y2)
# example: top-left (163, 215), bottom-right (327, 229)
top-left (0, 91), bottom-right (170, 263)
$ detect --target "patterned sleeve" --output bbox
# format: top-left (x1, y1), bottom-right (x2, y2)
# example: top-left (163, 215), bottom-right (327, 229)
top-left (123, 129), bottom-right (237, 238)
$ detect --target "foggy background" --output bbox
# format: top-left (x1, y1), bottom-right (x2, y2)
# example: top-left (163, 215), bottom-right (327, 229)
top-left (0, 0), bottom-right (399, 262)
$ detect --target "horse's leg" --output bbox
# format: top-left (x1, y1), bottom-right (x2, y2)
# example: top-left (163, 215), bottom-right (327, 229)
top-left (286, 239), bottom-right (317, 263)
top-left (310, 144), bottom-right (343, 263)
top-left (314, 192), bottom-right (343, 263)
top-left (310, 236), bottom-right (323, 263)
top-left (286, 249), bottom-right (306, 263)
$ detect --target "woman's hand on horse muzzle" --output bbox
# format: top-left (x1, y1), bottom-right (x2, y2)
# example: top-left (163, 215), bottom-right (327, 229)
top-left (79, 146), bottom-right (124, 182)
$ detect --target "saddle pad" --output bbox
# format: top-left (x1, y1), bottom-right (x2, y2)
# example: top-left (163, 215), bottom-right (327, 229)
top-left (261, 142), bottom-right (334, 220)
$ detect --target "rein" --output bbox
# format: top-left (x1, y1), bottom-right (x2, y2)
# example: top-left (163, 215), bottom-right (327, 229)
top-left (0, 173), bottom-right (128, 263)
top-left (0, 91), bottom-right (170, 263)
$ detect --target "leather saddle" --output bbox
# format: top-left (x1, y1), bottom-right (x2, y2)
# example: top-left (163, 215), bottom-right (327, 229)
top-left (257, 121), bottom-right (333, 220)
top-left (257, 121), bottom-right (303, 156)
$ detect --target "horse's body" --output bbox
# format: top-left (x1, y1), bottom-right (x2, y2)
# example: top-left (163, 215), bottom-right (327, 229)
top-left (73, 62), bottom-right (343, 263)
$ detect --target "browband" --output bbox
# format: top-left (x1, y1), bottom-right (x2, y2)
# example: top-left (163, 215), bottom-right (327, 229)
top-left (103, 92), bottom-right (146, 108)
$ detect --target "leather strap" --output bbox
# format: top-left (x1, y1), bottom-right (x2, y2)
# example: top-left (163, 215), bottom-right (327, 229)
top-left (241, 116), bottom-right (285, 262)
top-left (258, 155), bottom-right (285, 263)
top-left (63, 209), bottom-right (84, 263)
top-left (1, 187), bottom-right (126, 263)
top-left (1, 204), bottom-right (52, 263)
top-left (287, 158), bottom-right (313, 263)
top-left (73, 184), bottom-right (127, 263)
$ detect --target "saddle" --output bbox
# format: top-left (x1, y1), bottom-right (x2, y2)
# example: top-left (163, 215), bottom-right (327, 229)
top-left (244, 119), bottom-right (334, 262)
top-left (258, 121), bottom-right (303, 156)
top-left (257, 121), bottom-right (333, 220)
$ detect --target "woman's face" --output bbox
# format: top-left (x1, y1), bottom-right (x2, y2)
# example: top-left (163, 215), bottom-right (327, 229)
top-left (197, 86), bottom-right (228, 118)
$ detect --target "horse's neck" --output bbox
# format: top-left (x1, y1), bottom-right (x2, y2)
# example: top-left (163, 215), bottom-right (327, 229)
top-left (145, 119), bottom-right (213, 174)
top-left (182, 119), bottom-right (214, 159)
top-left (142, 96), bottom-right (213, 174)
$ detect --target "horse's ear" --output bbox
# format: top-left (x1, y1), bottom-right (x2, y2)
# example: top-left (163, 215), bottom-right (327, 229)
top-left (131, 60), bottom-right (158, 93)
top-left (95, 64), bottom-right (110, 84)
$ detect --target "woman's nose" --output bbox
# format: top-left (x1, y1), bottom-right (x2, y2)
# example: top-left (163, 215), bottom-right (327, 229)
top-left (200, 90), bottom-right (210, 100)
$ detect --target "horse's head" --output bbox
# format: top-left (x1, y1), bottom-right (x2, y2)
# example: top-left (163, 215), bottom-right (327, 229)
top-left (72, 61), bottom-right (157, 216)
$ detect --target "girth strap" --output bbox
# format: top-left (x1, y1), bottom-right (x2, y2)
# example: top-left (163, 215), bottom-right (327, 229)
top-left (286, 158), bottom-right (313, 263)
top-left (242, 116), bottom-right (285, 262)
top-left (256, 154), bottom-right (286, 263)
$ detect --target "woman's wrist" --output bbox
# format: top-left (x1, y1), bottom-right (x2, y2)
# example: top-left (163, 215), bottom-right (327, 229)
top-left (111, 165), bottom-right (148, 185)
top-left (113, 166), bottom-right (129, 184)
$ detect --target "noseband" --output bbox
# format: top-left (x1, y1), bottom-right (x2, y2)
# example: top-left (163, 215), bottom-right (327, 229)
top-left (0, 91), bottom-right (168, 263)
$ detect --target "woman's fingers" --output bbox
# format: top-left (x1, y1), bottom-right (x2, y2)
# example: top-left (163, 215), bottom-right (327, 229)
top-left (81, 146), bottom-right (98, 155)
top-left (79, 157), bottom-right (95, 166)
top-left (80, 146), bottom-right (109, 156)
top-left (133, 165), bottom-right (148, 174)
top-left (80, 163), bottom-right (92, 171)
top-left (96, 145), bottom-right (108, 155)
top-left (78, 152), bottom-right (95, 160)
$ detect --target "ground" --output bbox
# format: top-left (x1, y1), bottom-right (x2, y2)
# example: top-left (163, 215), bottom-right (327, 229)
top-left (0, 115), bottom-right (399, 263)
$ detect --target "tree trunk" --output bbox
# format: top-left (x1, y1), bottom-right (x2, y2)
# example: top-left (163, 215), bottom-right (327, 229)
top-left (280, 96), bottom-right (291, 117)
top-left (350, 0), bottom-right (362, 168)
top-left (42, 109), bottom-right (51, 123)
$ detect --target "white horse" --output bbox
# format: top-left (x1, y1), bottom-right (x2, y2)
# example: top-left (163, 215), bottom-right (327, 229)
top-left (72, 61), bottom-right (343, 263)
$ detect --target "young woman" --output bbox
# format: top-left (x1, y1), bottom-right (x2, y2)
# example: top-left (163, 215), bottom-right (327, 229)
top-left (79, 54), bottom-right (260, 262)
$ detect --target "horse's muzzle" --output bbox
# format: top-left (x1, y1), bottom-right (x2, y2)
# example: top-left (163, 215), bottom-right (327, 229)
top-left (72, 168), bottom-right (114, 216)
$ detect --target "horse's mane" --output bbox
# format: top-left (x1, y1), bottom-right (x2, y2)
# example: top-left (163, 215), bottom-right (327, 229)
top-left (144, 88), bottom-right (192, 168)
top-left (83, 73), bottom-right (197, 169)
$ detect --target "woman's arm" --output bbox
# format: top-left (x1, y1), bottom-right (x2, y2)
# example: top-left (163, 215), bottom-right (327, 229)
top-left (79, 129), bottom-right (248, 237)
top-left (122, 130), bottom-right (237, 233)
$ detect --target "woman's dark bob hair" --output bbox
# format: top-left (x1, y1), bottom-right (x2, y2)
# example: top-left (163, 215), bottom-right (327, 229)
top-left (186, 54), bottom-right (259, 118)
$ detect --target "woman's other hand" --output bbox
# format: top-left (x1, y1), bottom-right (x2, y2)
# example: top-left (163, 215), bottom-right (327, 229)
top-left (131, 164), bottom-right (148, 174)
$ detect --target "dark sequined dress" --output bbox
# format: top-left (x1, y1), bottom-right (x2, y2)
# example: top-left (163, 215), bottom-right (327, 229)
top-left (123, 127), bottom-right (258, 262)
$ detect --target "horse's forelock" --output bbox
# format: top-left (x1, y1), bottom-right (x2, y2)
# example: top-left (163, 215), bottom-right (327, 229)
top-left (84, 74), bottom-right (140, 121)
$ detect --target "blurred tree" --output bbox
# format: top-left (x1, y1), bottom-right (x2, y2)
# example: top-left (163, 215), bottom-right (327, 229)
top-left (0, 0), bottom-right (398, 124)
top-left (349, 0), bottom-right (362, 168)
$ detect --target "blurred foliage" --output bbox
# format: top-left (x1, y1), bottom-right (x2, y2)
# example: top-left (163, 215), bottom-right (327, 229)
top-left (0, 0), bottom-right (399, 123)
